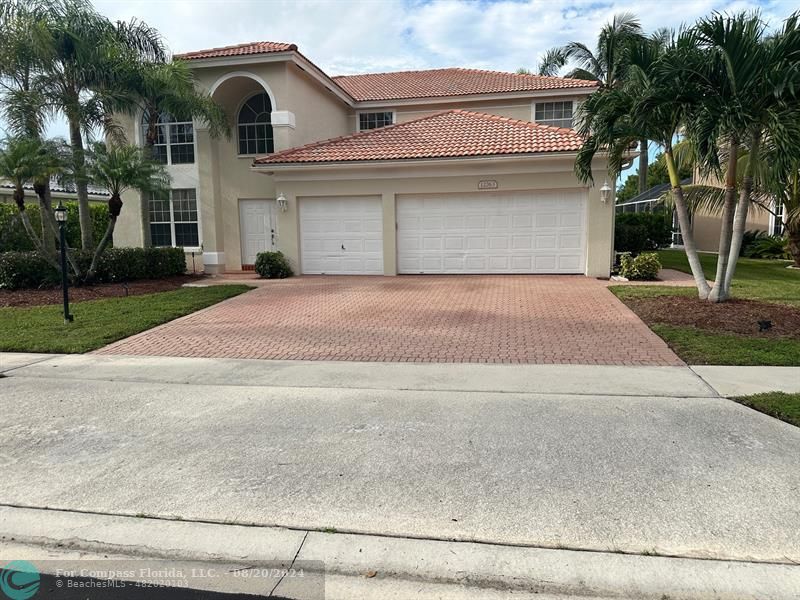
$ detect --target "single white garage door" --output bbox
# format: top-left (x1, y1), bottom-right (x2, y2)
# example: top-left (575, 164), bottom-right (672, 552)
top-left (300, 196), bottom-right (383, 274)
top-left (397, 191), bottom-right (586, 274)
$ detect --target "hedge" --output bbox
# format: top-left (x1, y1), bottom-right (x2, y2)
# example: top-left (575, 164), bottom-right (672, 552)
top-left (0, 247), bottom-right (186, 290)
top-left (615, 211), bottom-right (673, 254)
top-left (0, 201), bottom-right (110, 252)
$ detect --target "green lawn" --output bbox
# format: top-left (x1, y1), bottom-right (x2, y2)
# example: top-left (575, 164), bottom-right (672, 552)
top-left (0, 285), bottom-right (251, 353)
top-left (610, 251), bottom-right (800, 366)
top-left (733, 392), bottom-right (800, 428)
top-left (657, 249), bottom-right (800, 306)
top-left (649, 324), bottom-right (800, 366)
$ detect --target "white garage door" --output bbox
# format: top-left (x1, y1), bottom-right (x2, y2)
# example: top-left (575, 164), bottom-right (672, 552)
top-left (397, 191), bottom-right (586, 274)
top-left (300, 196), bottom-right (383, 274)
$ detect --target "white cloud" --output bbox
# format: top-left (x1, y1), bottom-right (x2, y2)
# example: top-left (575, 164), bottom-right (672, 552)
top-left (9, 0), bottom-right (796, 140)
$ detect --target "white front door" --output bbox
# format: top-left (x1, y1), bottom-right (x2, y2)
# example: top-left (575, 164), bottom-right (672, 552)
top-left (239, 199), bottom-right (276, 266)
top-left (299, 196), bottom-right (383, 274)
top-left (397, 190), bottom-right (586, 274)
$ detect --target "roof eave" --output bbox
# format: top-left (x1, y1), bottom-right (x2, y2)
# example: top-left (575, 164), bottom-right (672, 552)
top-left (178, 50), bottom-right (356, 106)
top-left (351, 86), bottom-right (599, 107)
top-left (252, 151), bottom-right (585, 173)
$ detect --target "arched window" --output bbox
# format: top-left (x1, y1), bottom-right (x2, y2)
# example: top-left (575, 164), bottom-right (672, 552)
top-left (141, 111), bottom-right (194, 165)
top-left (238, 93), bottom-right (274, 155)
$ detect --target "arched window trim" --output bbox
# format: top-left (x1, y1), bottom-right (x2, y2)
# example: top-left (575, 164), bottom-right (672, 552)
top-left (236, 91), bottom-right (275, 156)
top-left (140, 110), bottom-right (195, 165)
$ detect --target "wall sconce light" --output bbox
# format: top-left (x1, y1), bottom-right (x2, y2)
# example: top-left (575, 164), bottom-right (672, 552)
top-left (276, 193), bottom-right (288, 212)
top-left (599, 180), bottom-right (611, 203)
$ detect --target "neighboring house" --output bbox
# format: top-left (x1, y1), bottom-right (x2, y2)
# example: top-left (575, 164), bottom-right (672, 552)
top-left (0, 180), bottom-right (109, 204)
top-left (114, 41), bottom-right (619, 277)
top-left (616, 178), bottom-right (775, 252)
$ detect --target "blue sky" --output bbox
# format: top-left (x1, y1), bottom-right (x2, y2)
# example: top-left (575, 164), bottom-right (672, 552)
top-left (6, 0), bottom-right (798, 179)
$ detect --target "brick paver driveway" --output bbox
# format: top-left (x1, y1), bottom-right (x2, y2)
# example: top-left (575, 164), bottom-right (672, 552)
top-left (96, 276), bottom-right (682, 365)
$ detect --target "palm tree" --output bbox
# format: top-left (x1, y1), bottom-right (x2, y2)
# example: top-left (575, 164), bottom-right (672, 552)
top-left (681, 11), bottom-right (800, 301)
top-left (32, 0), bottom-right (165, 250)
top-left (125, 59), bottom-right (228, 245)
top-left (132, 60), bottom-right (228, 150)
top-left (0, 137), bottom-right (62, 269)
top-left (574, 28), bottom-right (714, 298)
top-left (538, 13), bottom-right (644, 85)
top-left (537, 14), bottom-right (651, 192)
top-left (83, 142), bottom-right (169, 280)
top-left (0, 0), bottom-right (59, 252)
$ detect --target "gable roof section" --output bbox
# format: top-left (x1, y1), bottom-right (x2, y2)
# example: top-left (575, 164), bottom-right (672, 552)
top-left (333, 68), bottom-right (597, 101)
top-left (254, 109), bottom-right (584, 166)
top-left (175, 41), bottom-right (297, 61)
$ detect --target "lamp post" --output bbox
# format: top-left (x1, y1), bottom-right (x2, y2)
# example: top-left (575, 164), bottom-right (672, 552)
top-left (54, 201), bottom-right (73, 324)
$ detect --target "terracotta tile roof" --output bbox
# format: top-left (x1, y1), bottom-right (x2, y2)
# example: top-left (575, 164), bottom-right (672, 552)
top-left (175, 41), bottom-right (297, 61)
top-left (254, 110), bottom-right (584, 166)
top-left (332, 68), bottom-right (597, 101)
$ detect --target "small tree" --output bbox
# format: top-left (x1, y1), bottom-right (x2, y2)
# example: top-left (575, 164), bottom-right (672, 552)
top-left (84, 142), bottom-right (169, 280)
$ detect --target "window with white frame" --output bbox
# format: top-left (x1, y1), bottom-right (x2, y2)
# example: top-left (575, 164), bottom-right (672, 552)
top-left (149, 188), bottom-right (199, 248)
top-left (771, 200), bottom-right (785, 236)
top-left (141, 111), bottom-right (194, 165)
top-left (359, 111), bottom-right (394, 131)
top-left (238, 93), bottom-right (274, 155)
top-left (534, 101), bottom-right (574, 128)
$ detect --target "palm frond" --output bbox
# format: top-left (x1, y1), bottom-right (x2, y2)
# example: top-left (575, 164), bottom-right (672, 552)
top-left (537, 48), bottom-right (567, 77)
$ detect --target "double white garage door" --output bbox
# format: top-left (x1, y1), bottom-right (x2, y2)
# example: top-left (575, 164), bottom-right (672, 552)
top-left (299, 191), bottom-right (586, 275)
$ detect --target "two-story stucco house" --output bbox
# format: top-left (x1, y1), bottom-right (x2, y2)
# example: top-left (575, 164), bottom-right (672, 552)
top-left (115, 41), bottom-right (618, 277)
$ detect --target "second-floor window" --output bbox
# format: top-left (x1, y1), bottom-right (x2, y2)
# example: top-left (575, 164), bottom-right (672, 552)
top-left (359, 111), bottom-right (394, 131)
top-left (238, 92), bottom-right (274, 155)
top-left (141, 111), bottom-right (194, 165)
top-left (149, 188), bottom-right (200, 248)
top-left (534, 101), bottom-right (574, 129)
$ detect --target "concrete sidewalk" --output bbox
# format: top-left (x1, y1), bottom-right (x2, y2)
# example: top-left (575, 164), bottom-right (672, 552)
top-left (2, 506), bottom-right (798, 600)
top-left (2, 354), bottom-right (799, 597)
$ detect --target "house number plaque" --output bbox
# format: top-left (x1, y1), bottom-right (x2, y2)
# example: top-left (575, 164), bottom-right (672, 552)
top-left (478, 179), bottom-right (498, 190)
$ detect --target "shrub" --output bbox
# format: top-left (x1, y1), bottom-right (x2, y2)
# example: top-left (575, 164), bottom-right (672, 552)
top-left (0, 201), bottom-right (110, 252)
top-left (254, 251), bottom-right (293, 279)
top-left (0, 251), bottom-right (60, 289)
top-left (619, 252), bottom-right (661, 281)
top-left (144, 247), bottom-right (187, 278)
top-left (0, 247), bottom-right (186, 290)
top-left (743, 234), bottom-right (789, 260)
top-left (614, 211), bottom-right (673, 254)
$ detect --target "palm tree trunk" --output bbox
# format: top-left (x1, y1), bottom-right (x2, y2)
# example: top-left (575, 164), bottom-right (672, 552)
top-left (788, 224), bottom-right (800, 268)
top-left (68, 115), bottom-right (93, 251)
top-left (638, 138), bottom-right (648, 194)
top-left (86, 192), bottom-right (123, 281)
top-left (38, 182), bottom-right (56, 255)
top-left (708, 139), bottom-right (739, 303)
top-left (86, 216), bottom-right (116, 281)
top-left (35, 190), bottom-right (83, 279)
top-left (665, 150), bottom-right (711, 299)
top-left (723, 133), bottom-right (760, 294)
top-left (14, 190), bottom-right (62, 272)
top-left (140, 114), bottom-right (160, 248)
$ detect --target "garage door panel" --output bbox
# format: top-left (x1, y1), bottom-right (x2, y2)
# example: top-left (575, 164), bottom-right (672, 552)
top-left (300, 196), bottom-right (383, 275)
top-left (397, 191), bottom-right (586, 274)
top-left (560, 234), bottom-right (582, 249)
top-left (536, 235), bottom-right (556, 249)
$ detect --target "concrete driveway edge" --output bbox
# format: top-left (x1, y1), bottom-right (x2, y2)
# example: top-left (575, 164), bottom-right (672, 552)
top-left (1, 506), bottom-right (797, 600)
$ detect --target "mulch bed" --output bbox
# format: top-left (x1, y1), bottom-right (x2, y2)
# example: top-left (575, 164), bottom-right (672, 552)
top-left (0, 275), bottom-right (209, 308)
top-left (624, 296), bottom-right (800, 339)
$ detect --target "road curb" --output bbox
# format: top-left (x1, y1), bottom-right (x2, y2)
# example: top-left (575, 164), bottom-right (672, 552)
top-left (0, 506), bottom-right (797, 599)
